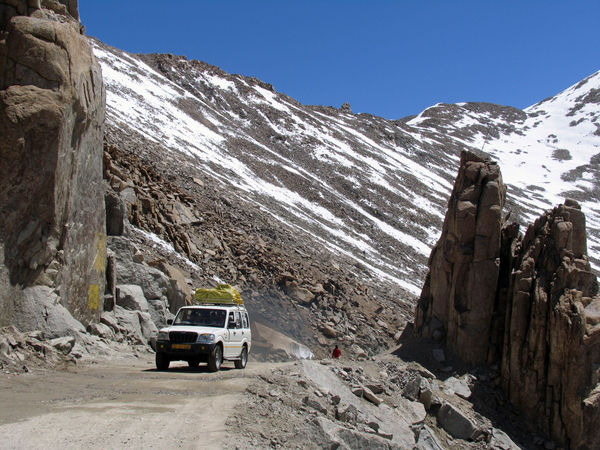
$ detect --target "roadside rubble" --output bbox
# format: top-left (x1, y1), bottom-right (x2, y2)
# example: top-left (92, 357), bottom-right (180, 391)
top-left (223, 352), bottom-right (555, 450)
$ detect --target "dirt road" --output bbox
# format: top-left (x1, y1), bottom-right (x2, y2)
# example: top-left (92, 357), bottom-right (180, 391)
top-left (0, 353), bottom-right (271, 449)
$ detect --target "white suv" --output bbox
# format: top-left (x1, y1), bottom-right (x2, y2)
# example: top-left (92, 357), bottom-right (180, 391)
top-left (155, 303), bottom-right (251, 372)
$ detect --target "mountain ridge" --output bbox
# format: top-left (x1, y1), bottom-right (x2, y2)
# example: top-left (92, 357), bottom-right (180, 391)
top-left (91, 37), bottom-right (600, 294)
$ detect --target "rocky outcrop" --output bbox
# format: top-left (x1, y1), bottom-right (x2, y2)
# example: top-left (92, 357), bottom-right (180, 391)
top-left (413, 151), bottom-right (506, 365)
top-left (0, 1), bottom-right (106, 326)
top-left (500, 201), bottom-right (600, 449)
top-left (413, 150), bottom-right (600, 449)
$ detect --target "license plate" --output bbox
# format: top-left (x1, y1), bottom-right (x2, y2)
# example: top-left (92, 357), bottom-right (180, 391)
top-left (172, 344), bottom-right (191, 350)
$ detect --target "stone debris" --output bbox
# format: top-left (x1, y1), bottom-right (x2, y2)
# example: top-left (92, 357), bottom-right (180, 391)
top-left (444, 376), bottom-right (472, 399)
top-left (415, 425), bottom-right (445, 450)
top-left (437, 403), bottom-right (481, 441)
top-left (98, 143), bottom-right (415, 361)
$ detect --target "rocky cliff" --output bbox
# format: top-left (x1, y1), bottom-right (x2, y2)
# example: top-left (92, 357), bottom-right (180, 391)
top-left (414, 150), bottom-right (600, 449)
top-left (0, 0), bottom-right (105, 329)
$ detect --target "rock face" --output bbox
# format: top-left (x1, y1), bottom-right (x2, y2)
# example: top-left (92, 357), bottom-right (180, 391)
top-left (414, 151), bottom-right (506, 365)
top-left (414, 150), bottom-right (600, 449)
top-left (0, 1), bottom-right (106, 326)
top-left (499, 201), bottom-right (600, 449)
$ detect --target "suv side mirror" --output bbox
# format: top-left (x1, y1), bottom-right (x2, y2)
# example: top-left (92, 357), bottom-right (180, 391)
top-left (167, 319), bottom-right (173, 325)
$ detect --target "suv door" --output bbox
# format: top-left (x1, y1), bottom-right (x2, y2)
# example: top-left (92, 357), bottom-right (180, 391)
top-left (241, 311), bottom-right (251, 352)
top-left (226, 311), bottom-right (244, 358)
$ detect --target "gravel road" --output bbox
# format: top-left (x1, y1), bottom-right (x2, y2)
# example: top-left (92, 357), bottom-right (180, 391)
top-left (0, 353), bottom-right (272, 449)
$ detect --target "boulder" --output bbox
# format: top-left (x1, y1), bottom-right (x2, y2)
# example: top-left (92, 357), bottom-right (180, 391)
top-left (108, 237), bottom-right (188, 327)
top-left (148, 260), bottom-right (193, 312)
top-left (362, 386), bottom-right (383, 406)
top-left (147, 298), bottom-right (174, 329)
top-left (350, 344), bottom-right (368, 359)
top-left (336, 403), bottom-right (358, 423)
top-left (86, 322), bottom-right (115, 341)
top-left (302, 394), bottom-right (327, 414)
top-left (489, 428), bottom-right (524, 450)
top-left (47, 336), bottom-right (76, 354)
top-left (419, 378), bottom-right (433, 410)
top-left (99, 311), bottom-right (120, 334)
top-left (281, 280), bottom-right (314, 305)
top-left (444, 376), bottom-right (472, 399)
top-left (116, 284), bottom-right (149, 312)
top-left (437, 403), bottom-right (479, 440)
top-left (137, 311), bottom-right (158, 341)
top-left (403, 375), bottom-right (422, 401)
top-left (11, 286), bottom-right (86, 340)
top-left (308, 416), bottom-right (404, 450)
top-left (112, 305), bottom-right (145, 345)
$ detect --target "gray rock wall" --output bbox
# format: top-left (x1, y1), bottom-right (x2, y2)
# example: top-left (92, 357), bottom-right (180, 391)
top-left (0, 0), bottom-right (106, 326)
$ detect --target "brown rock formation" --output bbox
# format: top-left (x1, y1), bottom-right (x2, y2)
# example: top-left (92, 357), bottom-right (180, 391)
top-left (500, 201), bottom-right (600, 449)
top-left (413, 150), bottom-right (507, 365)
top-left (413, 151), bottom-right (600, 449)
top-left (0, 1), bottom-right (105, 325)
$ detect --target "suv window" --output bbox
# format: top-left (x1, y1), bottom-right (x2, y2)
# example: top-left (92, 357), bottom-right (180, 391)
top-left (174, 309), bottom-right (225, 328)
top-left (242, 312), bottom-right (249, 329)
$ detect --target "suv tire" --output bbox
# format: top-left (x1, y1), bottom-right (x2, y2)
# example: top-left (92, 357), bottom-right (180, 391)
top-left (234, 345), bottom-right (248, 369)
top-left (156, 352), bottom-right (170, 371)
top-left (208, 344), bottom-right (222, 372)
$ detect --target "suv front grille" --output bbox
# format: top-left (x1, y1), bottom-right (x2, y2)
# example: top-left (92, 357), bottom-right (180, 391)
top-left (169, 331), bottom-right (198, 343)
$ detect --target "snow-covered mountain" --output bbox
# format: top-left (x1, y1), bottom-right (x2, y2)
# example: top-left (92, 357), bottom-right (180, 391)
top-left (91, 37), bottom-right (600, 294)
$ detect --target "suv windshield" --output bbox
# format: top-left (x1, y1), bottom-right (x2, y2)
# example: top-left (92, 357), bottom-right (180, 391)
top-left (174, 309), bottom-right (226, 328)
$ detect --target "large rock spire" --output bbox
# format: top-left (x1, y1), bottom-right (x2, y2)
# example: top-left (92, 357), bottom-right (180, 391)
top-left (413, 150), bottom-right (506, 365)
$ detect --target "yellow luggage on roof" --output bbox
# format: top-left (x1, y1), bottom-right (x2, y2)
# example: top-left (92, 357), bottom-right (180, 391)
top-left (195, 284), bottom-right (243, 305)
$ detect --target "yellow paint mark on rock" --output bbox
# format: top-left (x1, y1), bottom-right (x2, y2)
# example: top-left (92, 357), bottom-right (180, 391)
top-left (93, 232), bottom-right (107, 273)
top-left (89, 284), bottom-right (99, 309)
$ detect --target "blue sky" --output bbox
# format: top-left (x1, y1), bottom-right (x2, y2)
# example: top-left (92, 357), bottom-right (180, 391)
top-left (80, 0), bottom-right (600, 120)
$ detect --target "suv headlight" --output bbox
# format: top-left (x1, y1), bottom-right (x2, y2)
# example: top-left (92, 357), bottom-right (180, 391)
top-left (157, 332), bottom-right (168, 341)
top-left (198, 333), bottom-right (215, 343)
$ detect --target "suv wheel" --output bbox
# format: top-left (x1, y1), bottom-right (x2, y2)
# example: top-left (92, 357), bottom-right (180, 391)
top-left (156, 352), bottom-right (170, 371)
top-left (208, 345), bottom-right (222, 372)
top-left (235, 346), bottom-right (248, 369)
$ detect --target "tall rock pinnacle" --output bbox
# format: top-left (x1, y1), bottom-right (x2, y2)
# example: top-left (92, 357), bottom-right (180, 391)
top-left (413, 150), bottom-right (506, 365)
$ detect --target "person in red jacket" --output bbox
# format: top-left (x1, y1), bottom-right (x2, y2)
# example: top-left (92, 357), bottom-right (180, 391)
top-left (332, 345), bottom-right (341, 359)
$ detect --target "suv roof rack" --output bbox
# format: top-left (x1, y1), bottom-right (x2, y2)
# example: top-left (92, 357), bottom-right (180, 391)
top-left (194, 284), bottom-right (243, 305)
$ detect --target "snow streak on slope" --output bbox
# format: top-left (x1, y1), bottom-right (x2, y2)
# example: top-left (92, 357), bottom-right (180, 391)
top-left (405, 74), bottom-right (600, 272)
top-left (484, 72), bottom-right (600, 268)
top-left (93, 40), bottom-right (453, 294)
top-left (93, 38), bottom-right (600, 285)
